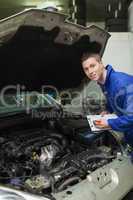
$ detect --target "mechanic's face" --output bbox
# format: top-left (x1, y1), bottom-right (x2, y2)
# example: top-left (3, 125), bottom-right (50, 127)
top-left (82, 57), bottom-right (104, 82)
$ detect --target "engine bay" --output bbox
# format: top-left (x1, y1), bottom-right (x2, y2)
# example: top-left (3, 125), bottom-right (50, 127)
top-left (0, 114), bottom-right (122, 197)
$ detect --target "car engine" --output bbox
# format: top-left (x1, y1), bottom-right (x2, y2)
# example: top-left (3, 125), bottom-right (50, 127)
top-left (0, 116), bottom-right (122, 197)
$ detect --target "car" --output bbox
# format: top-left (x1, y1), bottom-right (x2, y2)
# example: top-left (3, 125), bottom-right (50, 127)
top-left (0, 8), bottom-right (133, 200)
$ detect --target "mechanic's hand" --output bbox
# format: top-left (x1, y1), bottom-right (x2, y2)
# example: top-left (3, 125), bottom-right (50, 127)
top-left (94, 119), bottom-right (110, 129)
top-left (100, 111), bottom-right (109, 117)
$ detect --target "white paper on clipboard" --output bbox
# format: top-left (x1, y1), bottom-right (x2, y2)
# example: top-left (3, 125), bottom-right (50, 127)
top-left (87, 114), bottom-right (117, 132)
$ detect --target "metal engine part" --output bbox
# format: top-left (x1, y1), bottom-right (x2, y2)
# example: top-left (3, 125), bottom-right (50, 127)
top-left (39, 144), bottom-right (60, 169)
top-left (25, 175), bottom-right (51, 191)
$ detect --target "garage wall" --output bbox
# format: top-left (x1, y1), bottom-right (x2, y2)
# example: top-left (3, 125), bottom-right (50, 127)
top-left (102, 32), bottom-right (133, 75)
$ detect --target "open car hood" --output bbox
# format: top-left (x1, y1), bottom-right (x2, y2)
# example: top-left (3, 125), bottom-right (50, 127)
top-left (0, 9), bottom-right (110, 91)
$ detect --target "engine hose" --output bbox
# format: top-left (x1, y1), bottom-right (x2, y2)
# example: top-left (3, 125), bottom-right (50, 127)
top-left (19, 132), bottom-right (68, 151)
top-left (50, 176), bottom-right (56, 193)
top-left (45, 133), bottom-right (68, 149)
top-left (57, 176), bottom-right (81, 192)
top-left (24, 138), bottom-right (65, 155)
top-left (50, 158), bottom-right (70, 174)
top-left (84, 154), bottom-right (115, 161)
top-left (34, 138), bottom-right (61, 148)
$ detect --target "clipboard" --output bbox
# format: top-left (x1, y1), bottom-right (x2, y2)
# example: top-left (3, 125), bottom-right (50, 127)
top-left (87, 114), bottom-right (117, 132)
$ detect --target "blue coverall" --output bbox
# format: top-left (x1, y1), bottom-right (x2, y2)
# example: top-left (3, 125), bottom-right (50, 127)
top-left (100, 65), bottom-right (133, 147)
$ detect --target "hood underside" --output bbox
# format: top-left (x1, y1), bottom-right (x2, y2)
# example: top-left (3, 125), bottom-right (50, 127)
top-left (0, 9), bottom-right (110, 91)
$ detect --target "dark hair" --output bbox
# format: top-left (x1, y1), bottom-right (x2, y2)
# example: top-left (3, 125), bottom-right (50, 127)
top-left (81, 52), bottom-right (101, 63)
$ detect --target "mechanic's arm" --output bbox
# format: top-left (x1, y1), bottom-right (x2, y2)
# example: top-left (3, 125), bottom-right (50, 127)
top-left (108, 92), bottom-right (133, 132)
